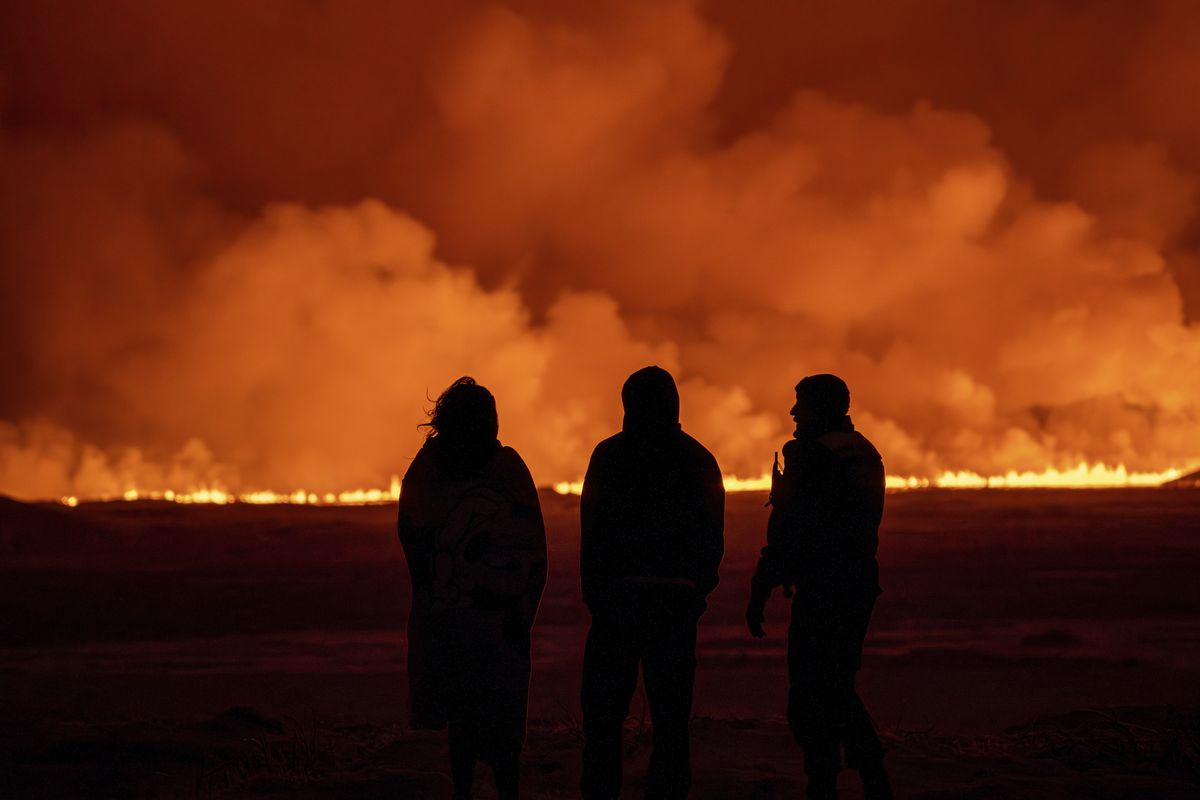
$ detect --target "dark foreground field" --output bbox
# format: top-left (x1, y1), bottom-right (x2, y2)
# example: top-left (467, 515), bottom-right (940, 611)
top-left (2, 489), bottom-right (1199, 798)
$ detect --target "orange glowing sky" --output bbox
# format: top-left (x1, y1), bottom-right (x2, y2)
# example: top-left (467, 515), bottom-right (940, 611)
top-left (2, 1), bottom-right (1200, 498)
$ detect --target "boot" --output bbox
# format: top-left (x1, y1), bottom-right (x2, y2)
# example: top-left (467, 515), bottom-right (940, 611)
top-left (858, 761), bottom-right (893, 800)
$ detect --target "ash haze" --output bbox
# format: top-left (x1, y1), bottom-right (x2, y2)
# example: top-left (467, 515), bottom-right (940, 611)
top-left (2, 0), bottom-right (1200, 497)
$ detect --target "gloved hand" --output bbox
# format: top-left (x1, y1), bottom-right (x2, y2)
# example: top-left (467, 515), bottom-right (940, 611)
top-left (745, 591), bottom-right (768, 638)
top-left (747, 575), bottom-right (775, 638)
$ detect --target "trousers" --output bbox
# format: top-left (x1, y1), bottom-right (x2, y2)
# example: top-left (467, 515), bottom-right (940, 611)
top-left (581, 585), bottom-right (700, 799)
top-left (786, 593), bottom-right (884, 778)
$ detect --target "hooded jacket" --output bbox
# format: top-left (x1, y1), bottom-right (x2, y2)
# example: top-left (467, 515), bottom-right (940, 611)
top-left (753, 415), bottom-right (884, 602)
top-left (579, 367), bottom-right (725, 610)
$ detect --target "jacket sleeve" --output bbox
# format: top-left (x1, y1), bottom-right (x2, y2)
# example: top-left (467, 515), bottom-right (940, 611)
top-left (579, 443), bottom-right (608, 609)
top-left (696, 449), bottom-right (725, 598)
top-left (751, 439), bottom-right (810, 597)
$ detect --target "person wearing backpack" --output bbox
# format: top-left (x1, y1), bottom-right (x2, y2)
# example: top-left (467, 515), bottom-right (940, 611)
top-left (397, 377), bottom-right (547, 800)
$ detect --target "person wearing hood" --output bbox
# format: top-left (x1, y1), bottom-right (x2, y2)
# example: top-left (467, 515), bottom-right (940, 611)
top-left (579, 366), bottom-right (725, 800)
top-left (746, 374), bottom-right (893, 800)
top-left (397, 377), bottom-right (547, 800)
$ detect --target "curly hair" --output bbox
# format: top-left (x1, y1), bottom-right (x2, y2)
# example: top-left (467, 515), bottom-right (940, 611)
top-left (419, 376), bottom-right (499, 442)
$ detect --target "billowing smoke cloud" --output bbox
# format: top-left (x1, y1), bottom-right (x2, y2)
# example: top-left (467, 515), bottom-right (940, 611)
top-left (2, 0), bottom-right (1199, 498)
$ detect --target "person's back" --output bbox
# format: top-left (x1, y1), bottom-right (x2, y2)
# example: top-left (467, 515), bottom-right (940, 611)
top-left (579, 366), bottom-right (724, 800)
top-left (581, 429), bottom-right (723, 608)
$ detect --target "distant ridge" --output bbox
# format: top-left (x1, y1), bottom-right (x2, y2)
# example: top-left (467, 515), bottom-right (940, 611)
top-left (1163, 468), bottom-right (1200, 488)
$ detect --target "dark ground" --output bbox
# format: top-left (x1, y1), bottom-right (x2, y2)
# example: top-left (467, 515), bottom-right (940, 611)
top-left (2, 489), bottom-right (1199, 798)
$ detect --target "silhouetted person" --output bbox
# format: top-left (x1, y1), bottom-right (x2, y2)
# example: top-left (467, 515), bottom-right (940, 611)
top-left (580, 366), bottom-right (725, 800)
top-left (397, 377), bottom-right (547, 800)
top-left (745, 374), bottom-right (893, 800)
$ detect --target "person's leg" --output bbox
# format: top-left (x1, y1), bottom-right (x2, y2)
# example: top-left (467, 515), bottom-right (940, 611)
top-left (407, 601), bottom-right (447, 730)
top-left (640, 606), bottom-right (697, 799)
top-left (480, 629), bottom-right (532, 800)
top-left (857, 760), bottom-right (894, 800)
top-left (581, 613), bottom-right (641, 800)
top-left (440, 609), bottom-right (504, 800)
top-left (837, 672), bottom-right (890, 799)
top-left (448, 722), bottom-right (477, 800)
top-left (489, 744), bottom-right (521, 800)
top-left (837, 672), bottom-right (883, 763)
top-left (789, 676), bottom-right (840, 799)
top-left (434, 611), bottom-right (480, 799)
top-left (788, 607), bottom-right (841, 799)
top-left (834, 599), bottom-right (892, 800)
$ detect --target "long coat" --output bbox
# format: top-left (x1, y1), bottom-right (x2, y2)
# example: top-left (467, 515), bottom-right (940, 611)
top-left (397, 440), bottom-right (547, 741)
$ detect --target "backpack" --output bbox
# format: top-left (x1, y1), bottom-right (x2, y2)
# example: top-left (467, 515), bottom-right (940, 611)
top-left (430, 484), bottom-right (531, 610)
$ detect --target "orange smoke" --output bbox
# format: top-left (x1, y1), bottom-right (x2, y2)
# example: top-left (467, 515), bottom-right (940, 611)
top-left (2, 2), bottom-right (1200, 500)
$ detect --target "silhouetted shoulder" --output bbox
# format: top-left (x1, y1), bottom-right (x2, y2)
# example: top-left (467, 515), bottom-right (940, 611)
top-left (492, 444), bottom-right (530, 473)
top-left (815, 430), bottom-right (882, 463)
top-left (782, 437), bottom-right (826, 465)
top-left (586, 433), bottom-right (625, 464)
top-left (781, 438), bottom-right (801, 461)
top-left (780, 437), bottom-right (845, 486)
top-left (402, 442), bottom-right (437, 484)
top-left (490, 445), bottom-right (540, 509)
top-left (679, 431), bottom-right (721, 473)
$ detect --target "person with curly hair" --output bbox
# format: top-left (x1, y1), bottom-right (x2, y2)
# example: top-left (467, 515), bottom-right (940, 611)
top-left (397, 377), bottom-right (547, 800)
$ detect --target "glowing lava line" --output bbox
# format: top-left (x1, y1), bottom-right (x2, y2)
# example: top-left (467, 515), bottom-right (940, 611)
top-left (52, 462), bottom-right (1195, 507)
top-left (918, 462), bottom-right (1190, 489)
top-left (59, 476), bottom-right (404, 507)
top-left (550, 462), bottom-right (1190, 495)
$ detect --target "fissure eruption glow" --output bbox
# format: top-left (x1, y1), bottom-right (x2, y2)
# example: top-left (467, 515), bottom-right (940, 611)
top-left (59, 475), bottom-right (406, 508)
top-left (549, 462), bottom-right (1196, 497)
top-left (51, 461), bottom-right (1196, 508)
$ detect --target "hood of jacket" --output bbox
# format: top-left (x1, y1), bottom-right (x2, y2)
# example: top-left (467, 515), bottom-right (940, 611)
top-left (621, 365), bottom-right (681, 435)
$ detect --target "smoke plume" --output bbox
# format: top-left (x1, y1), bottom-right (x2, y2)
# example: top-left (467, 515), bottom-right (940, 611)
top-left (2, 1), bottom-right (1199, 497)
